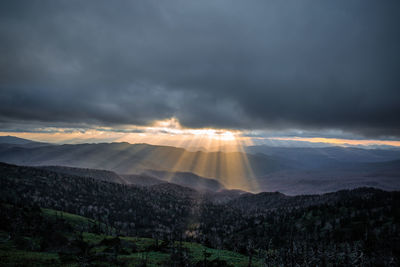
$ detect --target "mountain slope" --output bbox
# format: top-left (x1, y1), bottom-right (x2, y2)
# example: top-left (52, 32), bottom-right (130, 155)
top-left (0, 135), bottom-right (50, 148)
top-left (144, 170), bottom-right (224, 192)
top-left (39, 165), bottom-right (223, 192)
top-left (0, 203), bottom-right (258, 267)
top-left (121, 173), bottom-right (165, 186)
top-left (1, 162), bottom-right (399, 266)
top-left (0, 142), bottom-right (289, 187)
top-left (0, 135), bottom-right (36, 145)
top-left (246, 145), bottom-right (400, 167)
top-left (39, 165), bottom-right (129, 184)
top-left (1, 138), bottom-right (400, 194)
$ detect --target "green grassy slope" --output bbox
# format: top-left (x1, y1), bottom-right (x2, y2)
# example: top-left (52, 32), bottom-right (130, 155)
top-left (0, 205), bottom-right (261, 267)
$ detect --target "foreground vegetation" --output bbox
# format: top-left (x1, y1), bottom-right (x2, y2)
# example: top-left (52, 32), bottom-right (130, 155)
top-left (0, 203), bottom-right (259, 266)
top-left (1, 162), bottom-right (399, 266)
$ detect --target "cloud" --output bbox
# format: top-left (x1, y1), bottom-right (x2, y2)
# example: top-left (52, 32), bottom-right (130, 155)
top-left (0, 0), bottom-right (399, 137)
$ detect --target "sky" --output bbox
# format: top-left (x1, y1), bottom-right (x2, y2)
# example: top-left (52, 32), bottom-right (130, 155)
top-left (0, 0), bottom-right (399, 148)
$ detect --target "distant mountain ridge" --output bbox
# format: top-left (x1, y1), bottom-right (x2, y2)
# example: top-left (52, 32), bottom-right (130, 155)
top-left (0, 135), bottom-right (50, 148)
top-left (0, 141), bottom-right (287, 189)
top-left (1, 136), bottom-right (400, 194)
top-left (246, 145), bottom-right (400, 166)
top-left (0, 135), bottom-right (35, 144)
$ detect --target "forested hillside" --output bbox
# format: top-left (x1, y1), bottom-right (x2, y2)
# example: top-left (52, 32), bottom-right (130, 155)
top-left (1, 162), bottom-right (399, 266)
top-left (0, 204), bottom-right (254, 266)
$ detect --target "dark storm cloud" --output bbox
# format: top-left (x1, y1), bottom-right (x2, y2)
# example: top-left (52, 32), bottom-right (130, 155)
top-left (0, 0), bottom-right (399, 137)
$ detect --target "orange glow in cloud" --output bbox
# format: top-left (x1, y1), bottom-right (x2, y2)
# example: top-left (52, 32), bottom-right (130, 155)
top-left (270, 137), bottom-right (400, 147)
top-left (1, 118), bottom-right (400, 149)
top-left (0, 118), bottom-right (243, 149)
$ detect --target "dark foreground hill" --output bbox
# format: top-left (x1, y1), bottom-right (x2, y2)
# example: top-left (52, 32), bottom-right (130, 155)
top-left (38, 165), bottom-right (224, 192)
top-left (1, 162), bottom-right (399, 266)
top-left (0, 204), bottom-right (254, 266)
top-left (143, 170), bottom-right (224, 192)
top-left (40, 165), bottom-right (129, 184)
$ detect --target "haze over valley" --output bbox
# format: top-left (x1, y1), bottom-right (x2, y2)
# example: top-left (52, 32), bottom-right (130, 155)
top-left (1, 135), bottom-right (400, 195)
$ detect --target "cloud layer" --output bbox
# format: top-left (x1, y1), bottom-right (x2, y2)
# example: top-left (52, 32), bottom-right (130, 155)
top-left (0, 0), bottom-right (399, 137)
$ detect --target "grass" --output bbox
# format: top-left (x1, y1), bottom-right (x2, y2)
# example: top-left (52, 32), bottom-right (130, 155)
top-left (42, 208), bottom-right (91, 225)
top-left (1, 206), bottom-right (261, 266)
top-left (82, 233), bottom-right (261, 266)
top-left (0, 249), bottom-right (60, 267)
top-left (120, 252), bottom-right (170, 267)
top-left (42, 208), bottom-right (116, 236)
top-left (184, 244), bottom-right (256, 266)
top-left (0, 231), bottom-right (260, 267)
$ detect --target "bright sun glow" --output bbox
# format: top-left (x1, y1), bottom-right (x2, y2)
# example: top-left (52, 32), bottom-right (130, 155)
top-left (0, 119), bottom-right (246, 153)
top-left (123, 118), bottom-right (242, 150)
